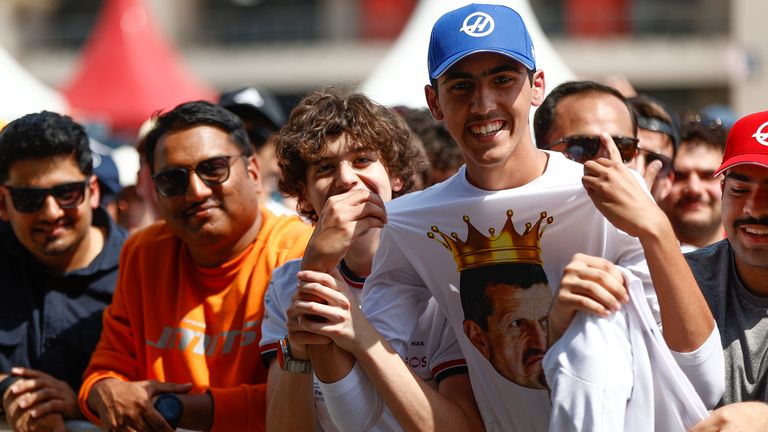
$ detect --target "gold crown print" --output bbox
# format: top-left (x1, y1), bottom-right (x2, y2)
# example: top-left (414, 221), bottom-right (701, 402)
top-left (427, 210), bottom-right (553, 271)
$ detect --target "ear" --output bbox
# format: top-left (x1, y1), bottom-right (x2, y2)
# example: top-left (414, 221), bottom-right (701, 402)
top-left (390, 176), bottom-right (404, 194)
top-left (88, 176), bottom-right (100, 209)
top-left (425, 84), bottom-right (444, 121)
top-left (246, 155), bottom-right (262, 193)
top-left (463, 319), bottom-right (490, 360)
top-left (530, 69), bottom-right (546, 107)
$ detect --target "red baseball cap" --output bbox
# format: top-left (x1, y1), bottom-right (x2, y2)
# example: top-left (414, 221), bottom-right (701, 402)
top-left (714, 110), bottom-right (768, 176)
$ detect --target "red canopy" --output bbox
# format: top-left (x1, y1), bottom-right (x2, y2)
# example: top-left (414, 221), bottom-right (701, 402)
top-left (62, 0), bottom-right (214, 132)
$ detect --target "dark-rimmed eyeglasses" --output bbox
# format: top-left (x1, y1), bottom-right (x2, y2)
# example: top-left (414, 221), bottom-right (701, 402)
top-left (152, 155), bottom-right (244, 198)
top-left (545, 135), bottom-right (639, 164)
top-left (637, 146), bottom-right (673, 178)
top-left (3, 180), bottom-right (89, 214)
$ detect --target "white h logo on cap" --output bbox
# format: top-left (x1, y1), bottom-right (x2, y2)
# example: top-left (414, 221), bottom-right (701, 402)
top-left (753, 122), bottom-right (768, 146)
top-left (461, 12), bottom-right (495, 37)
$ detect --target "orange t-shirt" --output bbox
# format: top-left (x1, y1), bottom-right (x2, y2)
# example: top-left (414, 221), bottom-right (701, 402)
top-left (79, 209), bottom-right (311, 431)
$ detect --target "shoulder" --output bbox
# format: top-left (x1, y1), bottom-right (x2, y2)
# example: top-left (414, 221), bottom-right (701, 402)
top-left (685, 239), bottom-right (731, 268)
top-left (260, 211), bottom-right (312, 248)
top-left (120, 222), bottom-right (178, 261)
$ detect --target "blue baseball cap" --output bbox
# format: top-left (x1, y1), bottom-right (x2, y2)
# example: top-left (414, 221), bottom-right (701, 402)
top-left (428, 3), bottom-right (536, 80)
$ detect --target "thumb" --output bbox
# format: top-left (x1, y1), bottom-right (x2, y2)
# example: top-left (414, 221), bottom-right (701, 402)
top-left (643, 159), bottom-right (662, 189)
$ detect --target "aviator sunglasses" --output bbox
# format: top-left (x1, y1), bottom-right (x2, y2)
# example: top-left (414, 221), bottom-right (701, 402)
top-left (152, 155), bottom-right (245, 198)
top-left (3, 179), bottom-right (89, 213)
top-left (636, 146), bottom-right (673, 178)
top-left (545, 135), bottom-right (639, 164)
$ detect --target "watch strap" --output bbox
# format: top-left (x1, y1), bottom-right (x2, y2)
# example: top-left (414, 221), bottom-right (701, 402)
top-left (278, 338), bottom-right (312, 373)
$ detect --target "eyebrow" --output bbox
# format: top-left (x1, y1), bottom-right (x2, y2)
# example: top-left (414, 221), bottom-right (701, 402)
top-left (442, 64), bottom-right (524, 82)
top-left (725, 173), bottom-right (752, 182)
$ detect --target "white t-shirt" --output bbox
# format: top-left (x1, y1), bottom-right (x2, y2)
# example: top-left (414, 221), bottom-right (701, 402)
top-left (260, 259), bottom-right (467, 431)
top-left (544, 268), bottom-right (714, 431)
top-left (353, 152), bottom-right (719, 431)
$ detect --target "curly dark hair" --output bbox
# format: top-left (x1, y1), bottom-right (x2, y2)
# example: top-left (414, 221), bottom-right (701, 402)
top-left (0, 111), bottom-right (92, 183)
top-left (143, 100), bottom-right (252, 174)
top-left (276, 88), bottom-right (425, 221)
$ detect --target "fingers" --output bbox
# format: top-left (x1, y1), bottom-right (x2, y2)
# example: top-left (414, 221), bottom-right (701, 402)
top-left (599, 132), bottom-right (622, 162)
top-left (643, 159), bottom-right (662, 190)
top-left (26, 399), bottom-right (69, 419)
top-left (560, 254), bottom-right (629, 314)
top-left (142, 408), bottom-right (175, 432)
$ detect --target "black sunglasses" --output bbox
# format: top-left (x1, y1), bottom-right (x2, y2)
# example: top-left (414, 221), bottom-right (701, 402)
top-left (637, 146), bottom-right (673, 178)
top-left (546, 135), bottom-right (639, 164)
top-left (4, 180), bottom-right (89, 214)
top-left (152, 155), bottom-right (244, 198)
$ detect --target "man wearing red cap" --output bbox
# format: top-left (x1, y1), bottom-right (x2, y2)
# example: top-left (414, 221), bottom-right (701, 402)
top-left (687, 111), bottom-right (768, 431)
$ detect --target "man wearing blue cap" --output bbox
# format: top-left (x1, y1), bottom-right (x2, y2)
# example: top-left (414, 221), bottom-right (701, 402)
top-left (296, 3), bottom-right (723, 431)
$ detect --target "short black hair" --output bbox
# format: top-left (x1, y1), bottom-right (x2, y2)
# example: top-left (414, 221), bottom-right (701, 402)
top-left (679, 117), bottom-right (726, 153)
top-left (0, 111), bottom-right (92, 183)
top-left (459, 263), bottom-right (549, 331)
top-left (533, 80), bottom-right (637, 148)
top-left (144, 100), bottom-right (253, 173)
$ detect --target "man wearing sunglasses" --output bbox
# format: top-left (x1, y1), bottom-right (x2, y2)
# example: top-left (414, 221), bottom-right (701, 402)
top-left (78, 101), bottom-right (312, 431)
top-left (0, 111), bottom-right (127, 431)
top-left (534, 80), bottom-right (639, 163)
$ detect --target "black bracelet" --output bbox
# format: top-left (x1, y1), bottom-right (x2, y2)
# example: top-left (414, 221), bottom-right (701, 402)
top-left (0, 375), bottom-right (20, 400)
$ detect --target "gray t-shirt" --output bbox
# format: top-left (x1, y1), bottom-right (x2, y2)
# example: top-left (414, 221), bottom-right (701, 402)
top-left (686, 239), bottom-right (768, 405)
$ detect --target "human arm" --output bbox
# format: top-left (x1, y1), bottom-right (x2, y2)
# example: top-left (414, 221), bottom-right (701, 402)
top-left (296, 270), bottom-right (484, 432)
top-left (688, 402), bottom-right (768, 432)
top-left (85, 378), bottom-right (193, 431)
top-left (260, 262), bottom-right (317, 432)
top-left (582, 132), bottom-right (714, 352)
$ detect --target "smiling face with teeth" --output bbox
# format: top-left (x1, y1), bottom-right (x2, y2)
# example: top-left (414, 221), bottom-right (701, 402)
top-left (721, 164), bottom-right (768, 289)
top-left (425, 52), bottom-right (546, 190)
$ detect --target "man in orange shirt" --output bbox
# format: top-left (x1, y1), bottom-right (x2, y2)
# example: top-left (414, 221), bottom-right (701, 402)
top-left (78, 101), bottom-right (312, 431)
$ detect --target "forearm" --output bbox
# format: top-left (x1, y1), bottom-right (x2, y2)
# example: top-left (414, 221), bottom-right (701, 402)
top-left (265, 361), bottom-right (315, 432)
top-left (309, 344), bottom-right (356, 384)
top-left (177, 393), bottom-right (213, 431)
top-left (354, 336), bottom-right (481, 432)
top-left (638, 219), bottom-right (714, 351)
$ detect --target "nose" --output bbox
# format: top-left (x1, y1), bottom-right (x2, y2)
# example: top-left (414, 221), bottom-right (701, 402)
top-left (744, 185), bottom-right (768, 218)
top-left (683, 172), bottom-right (703, 196)
top-left (334, 162), bottom-right (360, 192)
top-left (185, 171), bottom-right (213, 201)
top-left (525, 320), bottom-right (547, 351)
top-left (38, 195), bottom-right (66, 221)
top-left (471, 83), bottom-right (496, 115)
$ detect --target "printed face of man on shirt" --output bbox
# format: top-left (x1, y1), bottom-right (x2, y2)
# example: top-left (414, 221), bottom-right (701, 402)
top-left (462, 266), bottom-right (552, 389)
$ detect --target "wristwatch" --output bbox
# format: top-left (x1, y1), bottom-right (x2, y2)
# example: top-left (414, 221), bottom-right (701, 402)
top-left (278, 338), bottom-right (312, 373)
top-left (154, 393), bottom-right (183, 430)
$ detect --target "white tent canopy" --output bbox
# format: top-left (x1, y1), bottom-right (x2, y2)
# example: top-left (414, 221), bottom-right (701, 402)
top-left (360, 0), bottom-right (575, 108)
top-left (0, 46), bottom-right (68, 122)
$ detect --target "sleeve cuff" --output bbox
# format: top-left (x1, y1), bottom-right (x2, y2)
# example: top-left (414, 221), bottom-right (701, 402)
top-left (78, 372), bottom-right (130, 425)
top-left (670, 322), bottom-right (721, 365)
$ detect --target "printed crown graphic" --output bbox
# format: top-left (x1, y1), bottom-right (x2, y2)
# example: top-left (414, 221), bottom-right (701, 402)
top-left (428, 210), bottom-right (553, 271)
